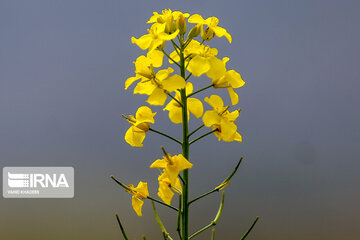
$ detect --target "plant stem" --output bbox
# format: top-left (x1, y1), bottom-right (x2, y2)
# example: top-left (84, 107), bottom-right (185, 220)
top-left (187, 84), bottom-right (214, 98)
top-left (148, 128), bottom-right (182, 145)
top-left (189, 189), bottom-right (218, 205)
top-left (180, 37), bottom-right (190, 240)
top-left (240, 217), bottom-right (260, 240)
top-left (189, 192), bottom-right (225, 239)
top-left (147, 196), bottom-right (179, 212)
top-left (151, 201), bottom-right (174, 240)
top-left (189, 129), bottom-right (218, 145)
top-left (167, 92), bottom-right (183, 107)
top-left (188, 124), bottom-right (204, 138)
top-left (115, 214), bottom-right (129, 240)
top-left (162, 49), bottom-right (181, 67)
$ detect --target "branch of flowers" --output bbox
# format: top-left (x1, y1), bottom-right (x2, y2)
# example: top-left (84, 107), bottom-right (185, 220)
top-left (148, 128), bottom-right (182, 145)
top-left (167, 92), bottom-right (183, 107)
top-left (151, 201), bottom-right (174, 240)
top-left (189, 157), bottom-right (243, 205)
top-left (189, 192), bottom-right (225, 239)
top-left (185, 73), bottom-right (192, 81)
top-left (188, 124), bottom-right (205, 138)
top-left (161, 49), bottom-right (180, 67)
top-left (240, 217), bottom-right (260, 240)
top-left (110, 175), bottom-right (179, 212)
top-left (115, 214), bottom-right (129, 240)
top-left (189, 128), bottom-right (218, 145)
top-left (187, 84), bottom-right (214, 98)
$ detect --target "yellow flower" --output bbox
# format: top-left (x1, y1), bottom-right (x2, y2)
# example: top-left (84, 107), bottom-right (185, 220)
top-left (124, 106), bottom-right (156, 147)
top-left (131, 22), bottom-right (179, 52)
top-left (188, 14), bottom-right (232, 43)
top-left (202, 95), bottom-right (242, 142)
top-left (163, 82), bottom-right (203, 124)
top-left (150, 153), bottom-right (193, 186)
top-left (147, 9), bottom-right (189, 35)
top-left (212, 57), bottom-right (245, 105)
top-left (169, 40), bottom-right (226, 79)
top-left (125, 55), bottom-right (186, 106)
top-left (157, 172), bottom-right (182, 205)
top-left (126, 181), bottom-right (149, 216)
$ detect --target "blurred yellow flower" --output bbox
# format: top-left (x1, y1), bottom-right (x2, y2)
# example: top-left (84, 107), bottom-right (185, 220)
top-left (164, 82), bottom-right (203, 124)
top-left (202, 95), bottom-right (242, 142)
top-left (125, 106), bottom-right (156, 147)
top-left (150, 153), bottom-right (192, 186)
top-left (126, 181), bottom-right (149, 216)
top-left (188, 14), bottom-right (232, 43)
top-left (212, 57), bottom-right (245, 105)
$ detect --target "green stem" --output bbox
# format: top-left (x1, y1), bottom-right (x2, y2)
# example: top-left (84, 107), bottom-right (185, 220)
top-left (211, 229), bottom-right (215, 240)
top-left (115, 214), bottom-right (129, 240)
top-left (189, 192), bottom-right (225, 239)
top-left (179, 37), bottom-right (190, 240)
top-left (189, 189), bottom-right (218, 205)
top-left (148, 128), bottom-right (182, 145)
top-left (161, 49), bottom-right (181, 67)
top-left (187, 84), bottom-right (214, 98)
top-left (151, 201), bottom-right (174, 240)
top-left (167, 92), bottom-right (183, 107)
top-left (176, 195), bottom-right (183, 240)
top-left (240, 217), bottom-right (260, 240)
top-left (185, 73), bottom-right (192, 81)
top-left (188, 124), bottom-right (204, 138)
top-left (147, 196), bottom-right (179, 212)
top-left (189, 129), bottom-right (218, 145)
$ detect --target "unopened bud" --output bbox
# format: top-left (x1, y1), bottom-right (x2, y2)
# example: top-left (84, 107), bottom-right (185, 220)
top-left (201, 27), bottom-right (215, 41)
top-left (188, 25), bottom-right (201, 39)
top-left (176, 14), bottom-right (187, 34)
top-left (136, 122), bottom-right (150, 132)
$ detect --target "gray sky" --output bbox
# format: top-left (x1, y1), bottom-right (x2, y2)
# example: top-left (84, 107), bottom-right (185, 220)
top-left (1, 0), bottom-right (360, 239)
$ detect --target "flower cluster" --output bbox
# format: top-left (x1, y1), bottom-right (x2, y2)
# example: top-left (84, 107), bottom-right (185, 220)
top-left (113, 9), bottom-right (256, 239)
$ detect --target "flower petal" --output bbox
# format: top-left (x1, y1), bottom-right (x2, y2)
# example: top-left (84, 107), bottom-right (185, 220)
top-left (228, 87), bottom-right (239, 105)
top-left (187, 98), bottom-right (203, 118)
top-left (147, 88), bottom-right (167, 106)
top-left (125, 126), bottom-right (145, 147)
top-left (187, 56), bottom-right (211, 77)
top-left (206, 57), bottom-right (226, 80)
top-left (202, 110), bottom-right (221, 127)
top-left (162, 74), bottom-right (186, 92)
top-left (132, 196), bottom-right (144, 216)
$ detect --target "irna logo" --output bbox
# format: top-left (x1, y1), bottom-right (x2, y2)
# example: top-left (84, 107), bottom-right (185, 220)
top-left (3, 167), bottom-right (74, 198)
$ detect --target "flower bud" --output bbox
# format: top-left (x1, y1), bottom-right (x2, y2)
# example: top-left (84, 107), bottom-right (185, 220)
top-left (188, 24), bottom-right (201, 39)
top-left (176, 14), bottom-right (187, 34)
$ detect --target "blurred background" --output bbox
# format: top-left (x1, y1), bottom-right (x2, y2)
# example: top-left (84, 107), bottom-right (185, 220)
top-left (1, 0), bottom-right (359, 239)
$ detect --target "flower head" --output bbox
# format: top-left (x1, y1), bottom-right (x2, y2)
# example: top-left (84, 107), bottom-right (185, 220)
top-left (188, 14), bottom-right (232, 43)
top-left (202, 95), bottom-right (242, 142)
top-left (164, 82), bottom-right (203, 124)
top-left (157, 172), bottom-right (182, 205)
top-left (150, 153), bottom-right (192, 186)
top-left (124, 106), bottom-right (156, 147)
top-left (126, 181), bottom-right (149, 216)
top-left (212, 57), bottom-right (245, 105)
top-left (147, 9), bottom-right (189, 35)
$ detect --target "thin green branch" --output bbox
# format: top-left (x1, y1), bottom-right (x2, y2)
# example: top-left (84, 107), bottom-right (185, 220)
top-left (185, 73), bottom-right (192, 81)
top-left (151, 201), bottom-right (174, 240)
top-left (189, 128), bottom-right (218, 145)
top-left (189, 157), bottom-right (243, 204)
top-left (171, 39), bottom-right (181, 50)
top-left (148, 128), bottom-right (182, 145)
top-left (187, 84), bottom-right (214, 98)
top-left (115, 214), bottom-right (129, 240)
top-left (110, 175), bottom-right (178, 212)
top-left (176, 195), bottom-right (183, 240)
top-left (211, 229), bottom-right (215, 240)
top-left (189, 192), bottom-right (225, 239)
top-left (147, 196), bottom-right (179, 212)
top-left (240, 217), bottom-right (260, 240)
top-left (161, 49), bottom-right (180, 67)
top-left (188, 124), bottom-right (204, 138)
top-left (167, 92), bottom-right (183, 107)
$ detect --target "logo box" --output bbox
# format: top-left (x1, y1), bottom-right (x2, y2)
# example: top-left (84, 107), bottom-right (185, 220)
top-left (3, 167), bottom-right (74, 198)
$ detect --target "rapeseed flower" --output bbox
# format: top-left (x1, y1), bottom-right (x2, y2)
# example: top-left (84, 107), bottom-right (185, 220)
top-left (124, 106), bottom-right (156, 147)
top-left (126, 181), bottom-right (149, 216)
top-left (157, 172), bottom-right (182, 205)
top-left (202, 95), bottom-right (242, 142)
